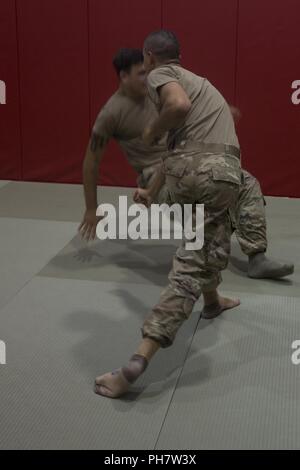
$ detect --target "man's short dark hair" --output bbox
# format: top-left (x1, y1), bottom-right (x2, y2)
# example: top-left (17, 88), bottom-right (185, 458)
top-left (112, 48), bottom-right (143, 76)
top-left (144, 30), bottom-right (180, 61)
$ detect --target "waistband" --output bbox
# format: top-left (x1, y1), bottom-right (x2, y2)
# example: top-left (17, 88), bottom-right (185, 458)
top-left (165, 139), bottom-right (241, 161)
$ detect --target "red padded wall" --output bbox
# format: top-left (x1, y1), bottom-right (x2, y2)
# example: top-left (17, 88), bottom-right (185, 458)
top-left (162, 0), bottom-right (238, 104)
top-left (17, 0), bottom-right (90, 183)
top-left (236, 0), bottom-right (300, 197)
top-left (0, 0), bottom-right (22, 180)
top-left (0, 0), bottom-right (299, 196)
top-left (89, 0), bottom-right (162, 187)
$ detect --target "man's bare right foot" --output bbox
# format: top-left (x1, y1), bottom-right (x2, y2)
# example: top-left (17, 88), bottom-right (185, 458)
top-left (201, 295), bottom-right (240, 319)
top-left (248, 253), bottom-right (294, 279)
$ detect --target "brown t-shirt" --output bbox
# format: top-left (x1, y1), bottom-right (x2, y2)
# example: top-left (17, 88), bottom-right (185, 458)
top-left (92, 89), bottom-right (166, 173)
top-left (147, 64), bottom-right (239, 149)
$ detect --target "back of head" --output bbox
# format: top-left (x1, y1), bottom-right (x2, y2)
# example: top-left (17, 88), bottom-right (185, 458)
top-left (144, 30), bottom-right (180, 62)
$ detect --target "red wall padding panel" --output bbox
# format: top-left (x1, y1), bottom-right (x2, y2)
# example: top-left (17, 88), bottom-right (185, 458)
top-left (1, 0), bottom-right (299, 197)
top-left (236, 0), bottom-right (300, 197)
top-left (89, 0), bottom-right (162, 187)
top-left (0, 0), bottom-right (22, 180)
top-left (17, 0), bottom-right (90, 183)
top-left (162, 0), bottom-right (238, 104)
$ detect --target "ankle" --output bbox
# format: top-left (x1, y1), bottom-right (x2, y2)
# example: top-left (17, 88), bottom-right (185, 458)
top-left (136, 337), bottom-right (161, 361)
top-left (121, 354), bottom-right (149, 384)
top-left (249, 252), bottom-right (266, 263)
top-left (203, 290), bottom-right (219, 306)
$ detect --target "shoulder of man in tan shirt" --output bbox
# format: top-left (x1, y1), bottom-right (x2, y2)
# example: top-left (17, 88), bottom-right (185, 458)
top-left (147, 64), bottom-right (239, 148)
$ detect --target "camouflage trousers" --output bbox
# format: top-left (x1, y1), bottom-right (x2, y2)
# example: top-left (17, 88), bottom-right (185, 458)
top-left (230, 169), bottom-right (267, 255)
top-left (137, 165), bottom-right (267, 254)
top-left (139, 152), bottom-right (242, 348)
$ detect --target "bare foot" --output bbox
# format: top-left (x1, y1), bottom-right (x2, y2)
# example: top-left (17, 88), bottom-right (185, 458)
top-left (201, 295), bottom-right (240, 319)
top-left (248, 253), bottom-right (294, 279)
top-left (94, 354), bottom-right (148, 398)
top-left (94, 369), bottom-right (130, 398)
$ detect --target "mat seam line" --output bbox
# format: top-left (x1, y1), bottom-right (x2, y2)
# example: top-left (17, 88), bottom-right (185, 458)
top-left (153, 312), bottom-right (202, 449)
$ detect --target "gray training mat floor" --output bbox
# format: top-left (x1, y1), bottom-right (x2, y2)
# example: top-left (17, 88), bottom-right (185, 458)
top-left (0, 180), bottom-right (299, 449)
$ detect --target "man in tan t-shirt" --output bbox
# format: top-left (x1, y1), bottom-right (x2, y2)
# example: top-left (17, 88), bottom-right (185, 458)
top-left (79, 49), bottom-right (293, 280)
top-left (93, 36), bottom-right (243, 398)
top-left (80, 47), bottom-right (293, 399)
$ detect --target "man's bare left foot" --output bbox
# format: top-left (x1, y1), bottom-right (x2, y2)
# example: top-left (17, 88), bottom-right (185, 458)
top-left (94, 369), bottom-right (131, 398)
top-left (94, 354), bottom-right (148, 398)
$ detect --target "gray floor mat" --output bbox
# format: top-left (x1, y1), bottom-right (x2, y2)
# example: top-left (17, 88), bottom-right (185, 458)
top-left (0, 180), bottom-right (11, 189)
top-left (0, 277), bottom-right (201, 450)
top-left (0, 217), bottom-right (78, 310)
top-left (155, 292), bottom-right (300, 450)
top-left (0, 181), bottom-right (133, 221)
top-left (38, 230), bottom-right (299, 297)
top-left (38, 233), bottom-right (179, 287)
top-left (0, 182), bottom-right (299, 450)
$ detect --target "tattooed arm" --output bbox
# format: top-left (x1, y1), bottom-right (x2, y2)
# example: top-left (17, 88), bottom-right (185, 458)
top-left (83, 132), bottom-right (107, 209)
top-left (78, 131), bottom-right (109, 241)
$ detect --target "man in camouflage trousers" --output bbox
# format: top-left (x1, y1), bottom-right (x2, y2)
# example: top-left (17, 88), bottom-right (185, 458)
top-left (82, 45), bottom-right (293, 399)
top-left (80, 48), bottom-right (293, 280)
top-left (93, 31), bottom-right (245, 398)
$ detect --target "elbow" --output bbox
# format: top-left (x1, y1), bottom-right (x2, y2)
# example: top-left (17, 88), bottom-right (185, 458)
top-left (173, 98), bottom-right (192, 117)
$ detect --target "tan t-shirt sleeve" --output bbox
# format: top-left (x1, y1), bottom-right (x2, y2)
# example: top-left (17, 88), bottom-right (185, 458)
top-left (91, 106), bottom-right (116, 147)
top-left (147, 66), bottom-right (180, 107)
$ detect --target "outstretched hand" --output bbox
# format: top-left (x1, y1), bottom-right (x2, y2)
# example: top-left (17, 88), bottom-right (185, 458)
top-left (78, 209), bottom-right (104, 241)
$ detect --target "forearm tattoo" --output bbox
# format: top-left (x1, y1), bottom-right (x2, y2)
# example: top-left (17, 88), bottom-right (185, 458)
top-left (90, 132), bottom-right (107, 153)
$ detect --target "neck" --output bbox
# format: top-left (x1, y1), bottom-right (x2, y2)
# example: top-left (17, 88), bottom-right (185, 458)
top-left (156, 58), bottom-right (181, 67)
top-left (119, 84), bottom-right (145, 102)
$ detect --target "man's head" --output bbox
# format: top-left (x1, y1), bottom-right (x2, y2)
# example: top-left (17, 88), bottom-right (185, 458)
top-left (113, 48), bottom-right (147, 97)
top-left (143, 30), bottom-right (181, 73)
